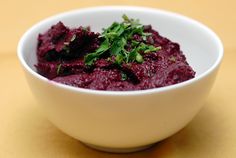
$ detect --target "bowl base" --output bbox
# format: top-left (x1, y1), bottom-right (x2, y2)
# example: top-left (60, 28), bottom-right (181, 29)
top-left (83, 142), bottom-right (154, 153)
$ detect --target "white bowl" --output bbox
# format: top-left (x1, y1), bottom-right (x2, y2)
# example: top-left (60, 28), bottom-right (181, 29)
top-left (17, 6), bottom-right (223, 153)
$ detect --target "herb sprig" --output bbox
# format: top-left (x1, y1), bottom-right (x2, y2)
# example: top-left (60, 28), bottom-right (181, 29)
top-left (84, 15), bottom-right (161, 66)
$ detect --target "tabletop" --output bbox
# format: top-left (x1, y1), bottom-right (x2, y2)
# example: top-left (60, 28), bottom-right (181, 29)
top-left (0, 0), bottom-right (236, 157)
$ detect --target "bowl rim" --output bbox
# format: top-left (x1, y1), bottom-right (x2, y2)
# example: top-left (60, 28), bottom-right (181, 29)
top-left (17, 6), bottom-right (224, 96)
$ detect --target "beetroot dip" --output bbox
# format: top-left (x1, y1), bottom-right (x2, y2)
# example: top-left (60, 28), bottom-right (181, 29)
top-left (36, 21), bottom-right (195, 91)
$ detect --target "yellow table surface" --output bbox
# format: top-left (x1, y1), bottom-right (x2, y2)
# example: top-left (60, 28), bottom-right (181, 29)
top-left (0, 0), bottom-right (236, 157)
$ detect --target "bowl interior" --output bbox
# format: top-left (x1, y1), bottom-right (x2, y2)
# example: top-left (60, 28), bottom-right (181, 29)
top-left (19, 6), bottom-right (222, 82)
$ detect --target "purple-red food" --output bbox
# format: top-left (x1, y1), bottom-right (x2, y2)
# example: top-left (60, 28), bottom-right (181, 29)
top-left (36, 16), bottom-right (195, 91)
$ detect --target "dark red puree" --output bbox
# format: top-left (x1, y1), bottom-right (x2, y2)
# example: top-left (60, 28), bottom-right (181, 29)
top-left (36, 19), bottom-right (195, 91)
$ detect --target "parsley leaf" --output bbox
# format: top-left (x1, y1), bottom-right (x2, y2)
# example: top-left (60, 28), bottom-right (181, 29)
top-left (84, 39), bottom-right (110, 66)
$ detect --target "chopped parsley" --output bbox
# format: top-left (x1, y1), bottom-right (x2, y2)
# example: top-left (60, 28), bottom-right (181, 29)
top-left (84, 14), bottom-right (161, 66)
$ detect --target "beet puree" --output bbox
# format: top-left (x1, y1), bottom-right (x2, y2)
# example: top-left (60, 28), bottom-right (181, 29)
top-left (36, 22), bottom-right (195, 91)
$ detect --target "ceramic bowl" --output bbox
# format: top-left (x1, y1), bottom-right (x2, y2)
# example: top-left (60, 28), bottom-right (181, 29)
top-left (17, 6), bottom-right (223, 153)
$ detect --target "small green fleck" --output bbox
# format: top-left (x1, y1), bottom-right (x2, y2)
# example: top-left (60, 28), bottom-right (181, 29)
top-left (142, 32), bottom-right (152, 36)
top-left (147, 70), bottom-right (152, 77)
top-left (136, 53), bottom-right (144, 63)
top-left (122, 14), bottom-right (130, 22)
top-left (144, 46), bottom-right (161, 53)
top-left (57, 64), bottom-right (62, 75)
top-left (142, 35), bottom-right (147, 41)
top-left (64, 42), bottom-right (70, 45)
top-left (115, 54), bottom-right (124, 65)
top-left (121, 72), bottom-right (127, 81)
top-left (106, 57), bottom-right (112, 62)
top-left (62, 45), bottom-right (70, 53)
top-left (70, 34), bottom-right (76, 42)
top-left (169, 56), bottom-right (176, 62)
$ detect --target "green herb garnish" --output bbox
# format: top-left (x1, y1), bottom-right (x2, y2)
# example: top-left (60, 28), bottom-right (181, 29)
top-left (84, 15), bottom-right (161, 66)
top-left (84, 39), bottom-right (110, 65)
